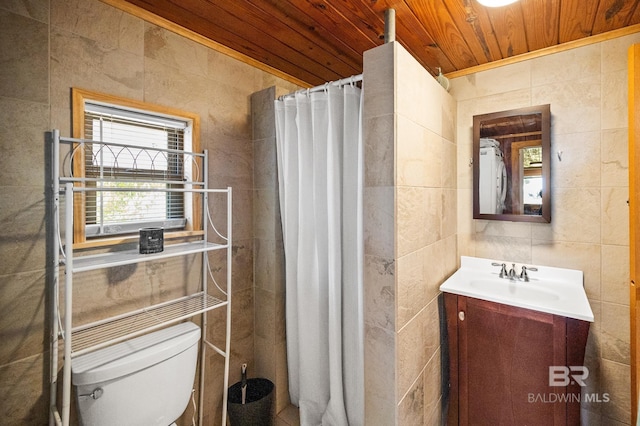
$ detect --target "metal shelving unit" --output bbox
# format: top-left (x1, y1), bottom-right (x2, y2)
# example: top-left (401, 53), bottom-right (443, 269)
top-left (48, 130), bottom-right (231, 426)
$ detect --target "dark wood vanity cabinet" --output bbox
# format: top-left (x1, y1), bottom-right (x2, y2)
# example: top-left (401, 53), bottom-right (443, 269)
top-left (444, 293), bottom-right (590, 426)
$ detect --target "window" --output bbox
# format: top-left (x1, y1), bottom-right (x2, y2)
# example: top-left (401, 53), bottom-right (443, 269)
top-left (72, 88), bottom-right (201, 247)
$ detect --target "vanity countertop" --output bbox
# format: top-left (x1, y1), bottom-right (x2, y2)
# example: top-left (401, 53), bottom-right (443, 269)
top-left (440, 256), bottom-right (594, 322)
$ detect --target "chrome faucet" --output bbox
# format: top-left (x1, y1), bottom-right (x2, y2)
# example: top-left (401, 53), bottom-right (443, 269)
top-left (508, 263), bottom-right (517, 280)
top-left (492, 262), bottom-right (538, 282)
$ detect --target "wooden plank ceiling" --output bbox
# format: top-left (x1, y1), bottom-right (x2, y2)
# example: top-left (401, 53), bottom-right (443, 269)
top-left (125, 0), bottom-right (640, 86)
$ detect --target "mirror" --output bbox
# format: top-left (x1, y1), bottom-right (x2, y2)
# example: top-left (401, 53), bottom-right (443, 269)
top-left (473, 104), bottom-right (551, 223)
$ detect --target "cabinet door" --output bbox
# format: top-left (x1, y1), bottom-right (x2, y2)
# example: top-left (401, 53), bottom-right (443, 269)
top-left (456, 296), bottom-right (567, 425)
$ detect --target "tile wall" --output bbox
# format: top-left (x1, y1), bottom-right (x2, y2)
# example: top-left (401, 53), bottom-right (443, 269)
top-left (251, 86), bottom-right (291, 417)
top-left (362, 41), bottom-right (457, 425)
top-left (0, 0), bottom-right (298, 424)
top-left (453, 32), bottom-right (640, 425)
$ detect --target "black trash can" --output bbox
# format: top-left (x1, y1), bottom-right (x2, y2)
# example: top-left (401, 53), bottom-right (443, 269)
top-left (227, 378), bottom-right (274, 426)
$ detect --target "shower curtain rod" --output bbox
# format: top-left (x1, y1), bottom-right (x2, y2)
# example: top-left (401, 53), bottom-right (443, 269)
top-left (279, 73), bottom-right (363, 100)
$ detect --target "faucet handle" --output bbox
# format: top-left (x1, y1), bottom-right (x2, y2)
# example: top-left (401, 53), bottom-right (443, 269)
top-left (492, 262), bottom-right (508, 278)
top-left (520, 266), bottom-right (538, 282)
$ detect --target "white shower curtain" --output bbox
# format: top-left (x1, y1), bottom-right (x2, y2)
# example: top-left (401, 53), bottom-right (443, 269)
top-left (275, 84), bottom-right (364, 426)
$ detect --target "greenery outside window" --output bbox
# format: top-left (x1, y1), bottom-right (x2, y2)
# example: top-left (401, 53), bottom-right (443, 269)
top-left (72, 88), bottom-right (202, 248)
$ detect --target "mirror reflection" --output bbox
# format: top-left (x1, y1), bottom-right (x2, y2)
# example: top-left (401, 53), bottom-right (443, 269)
top-left (473, 104), bottom-right (551, 223)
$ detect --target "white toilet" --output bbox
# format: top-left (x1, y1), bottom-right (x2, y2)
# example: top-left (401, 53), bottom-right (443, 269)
top-left (72, 322), bottom-right (201, 426)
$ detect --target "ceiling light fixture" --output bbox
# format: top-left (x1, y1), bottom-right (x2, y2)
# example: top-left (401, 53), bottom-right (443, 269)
top-left (476, 0), bottom-right (519, 7)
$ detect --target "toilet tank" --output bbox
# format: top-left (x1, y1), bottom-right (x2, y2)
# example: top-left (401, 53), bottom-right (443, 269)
top-left (72, 322), bottom-right (201, 426)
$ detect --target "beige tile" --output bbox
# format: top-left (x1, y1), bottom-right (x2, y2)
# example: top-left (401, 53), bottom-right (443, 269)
top-left (50, 26), bottom-right (144, 106)
top-left (599, 359), bottom-right (631, 423)
top-left (551, 131), bottom-right (601, 188)
top-left (423, 348), bottom-right (442, 418)
top-left (251, 87), bottom-right (276, 141)
top-left (364, 254), bottom-right (395, 332)
top-left (424, 188), bottom-right (443, 246)
top-left (601, 128), bottom-right (629, 188)
top-left (601, 187), bottom-right (629, 246)
top-left (275, 292), bottom-right (286, 343)
top-left (0, 353), bottom-right (48, 425)
top-left (277, 404), bottom-right (300, 426)
top-left (398, 371), bottom-right (424, 425)
top-left (423, 297), bottom-right (441, 356)
top-left (442, 139), bottom-right (457, 189)
top-left (601, 70), bottom-right (628, 130)
top-left (52, 0), bottom-right (143, 54)
top-left (600, 302), bottom-right (630, 364)
top-left (254, 334), bottom-right (275, 380)
top-left (441, 89), bottom-right (457, 143)
top-left (208, 137), bottom-right (253, 190)
top-left (1, 0), bottom-right (48, 22)
top-left (456, 88), bottom-right (532, 123)
top-left (206, 81), bottom-right (254, 142)
top-left (208, 48), bottom-right (260, 92)
top-left (442, 188), bottom-right (457, 239)
top-left (397, 46), bottom-right (444, 135)
top-left (144, 25), bottom-right (208, 78)
top-left (449, 61), bottom-right (531, 101)
top-left (532, 77), bottom-right (601, 135)
top-left (0, 9), bottom-right (48, 103)
top-left (363, 43), bottom-right (395, 119)
top-left (532, 240), bottom-right (601, 300)
top-left (397, 117), bottom-right (442, 188)
top-left (424, 396), bottom-right (443, 426)
top-left (274, 342), bottom-right (290, 414)
top-left (364, 186), bottom-right (395, 259)
top-left (531, 43), bottom-right (600, 87)
top-left (581, 354), bottom-right (602, 415)
top-left (255, 287), bottom-right (275, 340)
top-left (364, 323), bottom-right (396, 426)
top-left (534, 187), bottom-right (601, 244)
top-left (0, 271), bottom-right (46, 365)
top-left (0, 187), bottom-right (46, 276)
top-left (254, 189), bottom-right (278, 240)
top-left (0, 98), bottom-right (49, 187)
top-left (397, 249), bottom-right (427, 329)
top-left (423, 241), bottom-right (447, 314)
top-left (255, 238), bottom-right (284, 294)
top-left (456, 121), bottom-right (474, 191)
top-left (601, 32), bottom-right (640, 73)
top-left (203, 348), bottom-right (230, 424)
top-left (397, 311), bottom-right (426, 398)
top-left (474, 235), bottom-right (532, 264)
top-left (231, 238), bottom-right (254, 293)
top-left (457, 188), bottom-right (473, 235)
top-left (396, 45), bottom-right (432, 129)
top-left (363, 113), bottom-right (395, 187)
top-left (475, 220), bottom-right (531, 239)
top-left (397, 187), bottom-right (427, 256)
top-left (601, 245), bottom-right (629, 305)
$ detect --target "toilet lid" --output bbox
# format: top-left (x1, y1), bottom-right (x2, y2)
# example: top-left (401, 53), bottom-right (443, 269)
top-left (72, 322), bottom-right (201, 386)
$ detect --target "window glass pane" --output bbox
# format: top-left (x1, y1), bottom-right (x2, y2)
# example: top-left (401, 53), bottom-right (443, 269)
top-left (82, 105), bottom-right (189, 237)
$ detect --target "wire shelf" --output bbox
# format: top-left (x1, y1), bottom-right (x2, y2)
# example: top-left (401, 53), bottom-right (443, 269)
top-left (66, 241), bottom-right (227, 273)
top-left (70, 293), bottom-right (226, 356)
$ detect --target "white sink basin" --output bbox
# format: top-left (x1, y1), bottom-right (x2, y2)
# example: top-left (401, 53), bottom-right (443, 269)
top-left (440, 256), bottom-right (594, 322)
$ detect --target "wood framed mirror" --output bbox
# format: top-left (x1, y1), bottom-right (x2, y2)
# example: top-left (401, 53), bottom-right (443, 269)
top-left (473, 104), bottom-right (551, 223)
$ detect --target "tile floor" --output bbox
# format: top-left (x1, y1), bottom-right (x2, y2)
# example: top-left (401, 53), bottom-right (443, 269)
top-left (275, 404), bottom-right (300, 426)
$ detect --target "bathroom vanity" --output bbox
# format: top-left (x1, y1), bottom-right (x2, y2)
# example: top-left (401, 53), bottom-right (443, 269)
top-left (441, 257), bottom-right (594, 426)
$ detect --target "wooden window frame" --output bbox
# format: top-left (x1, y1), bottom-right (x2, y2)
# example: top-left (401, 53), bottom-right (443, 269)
top-left (71, 88), bottom-right (203, 249)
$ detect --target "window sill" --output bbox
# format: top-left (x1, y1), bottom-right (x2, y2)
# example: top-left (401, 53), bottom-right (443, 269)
top-left (73, 230), bottom-right (205, 250)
